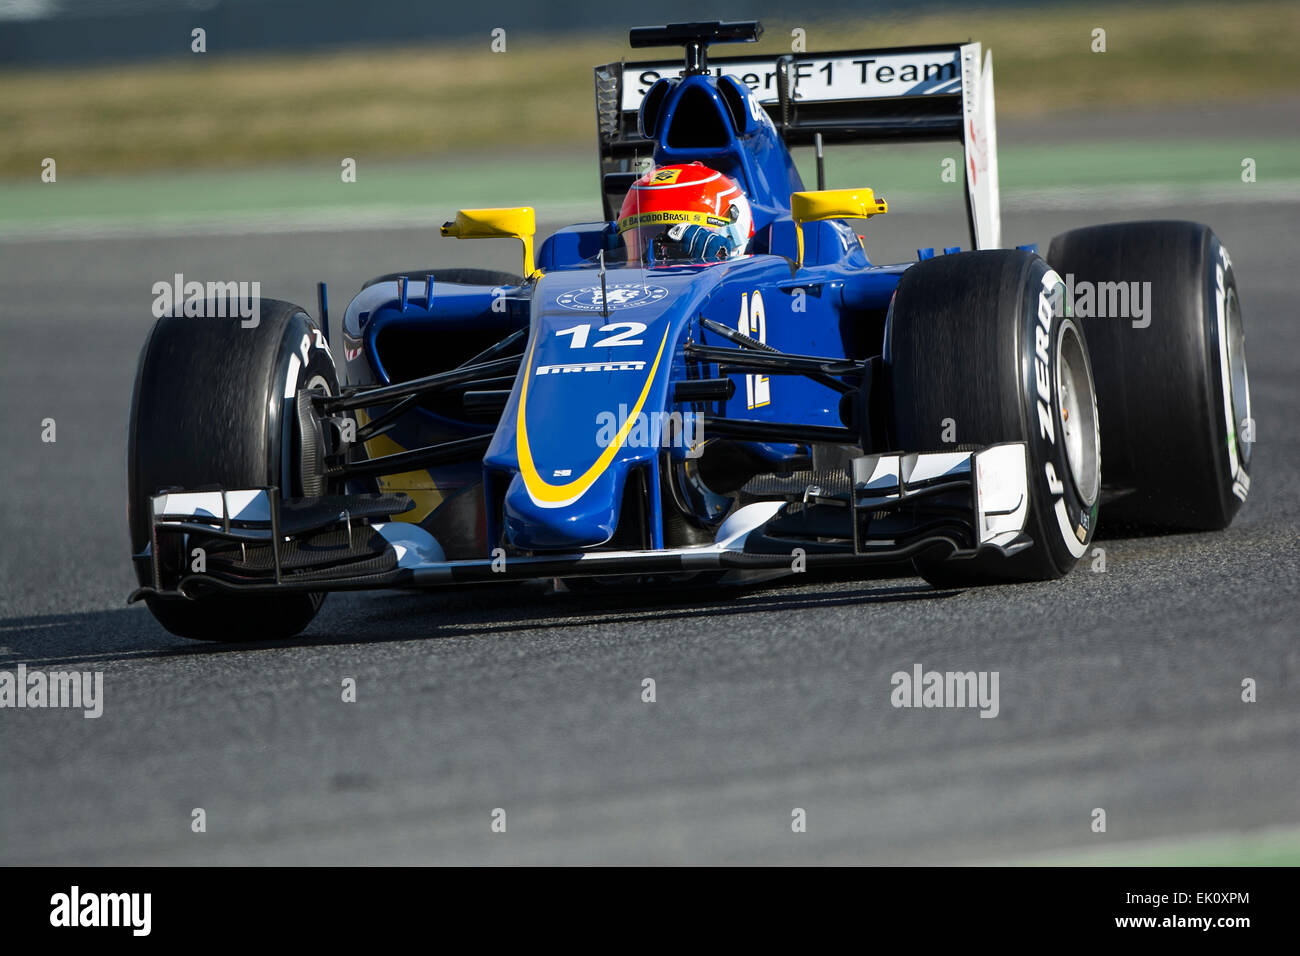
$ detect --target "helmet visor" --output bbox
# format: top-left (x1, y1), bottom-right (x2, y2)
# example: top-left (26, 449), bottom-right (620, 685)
top-left (618, 209), bottom-right (739, 263)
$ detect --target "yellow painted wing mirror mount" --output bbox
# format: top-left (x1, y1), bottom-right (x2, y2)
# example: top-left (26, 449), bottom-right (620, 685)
top-left (440, 207), bottom-right (537, 278)
top-left (789, 188), bottom-right (888, 268)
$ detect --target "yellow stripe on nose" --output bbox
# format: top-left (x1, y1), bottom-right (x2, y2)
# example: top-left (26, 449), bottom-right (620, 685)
top-left (516, 323), bottom-right (672, 509)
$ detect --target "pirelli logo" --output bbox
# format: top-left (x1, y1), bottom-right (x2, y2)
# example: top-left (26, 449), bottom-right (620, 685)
top-left (536, 360), bottom-right (647, 375)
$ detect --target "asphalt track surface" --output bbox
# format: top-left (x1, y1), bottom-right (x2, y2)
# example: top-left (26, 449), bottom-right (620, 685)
top-left (1, 193), bottom-right (1297, 864)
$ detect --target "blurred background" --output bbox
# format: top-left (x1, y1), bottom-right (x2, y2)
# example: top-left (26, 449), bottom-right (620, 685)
top-left (2, 0), bottom-right (1299, 866)
top-left (2, 0), bottom-right (1297, 244)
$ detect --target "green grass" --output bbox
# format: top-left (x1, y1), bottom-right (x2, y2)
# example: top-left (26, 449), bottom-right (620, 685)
top-left (1011, 825), bottom-right (1300, 866)
top-left (3, 139), bottom-right (1296, 235)
top-left (0, 0), bottom-right (1296, 179)
top-left (0, 153), bottom-right (600, 228)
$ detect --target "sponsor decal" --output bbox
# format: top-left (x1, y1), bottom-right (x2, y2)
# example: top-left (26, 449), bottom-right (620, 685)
top-left (617, 209), bottom-right (731, 232)
top-left (516, 324), bottom-right (672, 508)
top-left (1038, 269), bottom-right (1090, 559)
top-left (623, 49), bottom-right (962, 110)
top-left (968, 118), bottom-right (987, 185)
top-left (536, 360), bottom-right (647, 375)
top-left (1034, 277), bottom-right (1056, 446)
top-left (650, 168), bottom-right (682, 184)
top-left (555, 283), bottom-right (669, 312)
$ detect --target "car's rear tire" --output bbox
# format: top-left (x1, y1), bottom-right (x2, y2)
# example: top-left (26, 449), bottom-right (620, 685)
top-left (127, 298), bottom-right (341, 641)
top-left (1047, 221), bottom-right (1252, 530)
top-left (886, 250), bottom-right (1101, 586)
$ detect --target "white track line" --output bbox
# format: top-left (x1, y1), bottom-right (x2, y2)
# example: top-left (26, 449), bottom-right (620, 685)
top-left (1, 182), bottom-right (1297, 243)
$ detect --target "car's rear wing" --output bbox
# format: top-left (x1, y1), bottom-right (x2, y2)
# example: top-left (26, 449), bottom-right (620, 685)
top-left (594, 42), bottom-right (1001, 249)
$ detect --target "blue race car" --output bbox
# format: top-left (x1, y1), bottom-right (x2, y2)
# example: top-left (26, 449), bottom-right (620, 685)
top-left (127, 21), bottom-right (1253, 640)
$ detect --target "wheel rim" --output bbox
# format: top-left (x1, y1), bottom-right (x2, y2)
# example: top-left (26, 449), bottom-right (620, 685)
top-left (1225, 287), bottom-right (1252, 468)
top-left (1055, 320), bottom-right (1101, 506)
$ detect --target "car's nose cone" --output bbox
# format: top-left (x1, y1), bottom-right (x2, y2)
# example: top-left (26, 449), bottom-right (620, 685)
top-left (501, 468), bottom-right (623, 550)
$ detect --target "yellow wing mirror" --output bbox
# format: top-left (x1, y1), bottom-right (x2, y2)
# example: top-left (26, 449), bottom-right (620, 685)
top-left (789, 188), bottom-right (888, 268)
top-left (441, 207), bottom-right (537, 277)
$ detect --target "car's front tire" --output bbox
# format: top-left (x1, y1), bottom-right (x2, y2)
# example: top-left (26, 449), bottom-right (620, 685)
top-left (127, 298), bottom-right (340, 641)
top-left (886, 250), bottom-right (1102, 586)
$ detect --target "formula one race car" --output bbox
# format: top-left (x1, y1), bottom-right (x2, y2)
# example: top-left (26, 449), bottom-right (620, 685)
top-left (127, 20), bottom-right (1253, 640)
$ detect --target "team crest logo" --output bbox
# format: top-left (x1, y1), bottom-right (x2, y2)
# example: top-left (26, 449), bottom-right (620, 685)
top-left (555, 283), bottom-right (669, 312)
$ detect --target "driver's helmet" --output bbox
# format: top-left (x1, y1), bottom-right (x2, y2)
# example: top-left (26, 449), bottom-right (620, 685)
top-left (617, 162), bottom-right (753, 263)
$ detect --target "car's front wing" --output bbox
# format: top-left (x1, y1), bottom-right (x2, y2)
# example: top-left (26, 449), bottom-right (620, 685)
top-left (129, 443), bottom-right (1031, 602)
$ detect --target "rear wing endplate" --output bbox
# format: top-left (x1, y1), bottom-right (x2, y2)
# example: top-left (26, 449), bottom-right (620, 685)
top-left (594, 42), bottom-right (1001, 249)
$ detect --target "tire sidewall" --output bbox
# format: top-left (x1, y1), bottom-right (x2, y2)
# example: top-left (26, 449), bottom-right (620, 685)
top-left (1020, 262), bottom-right (1101, 577)
top-left (1203, 234), bottom-right (1252, 516)
top-left (272, 312), bottom-right (340, 498)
